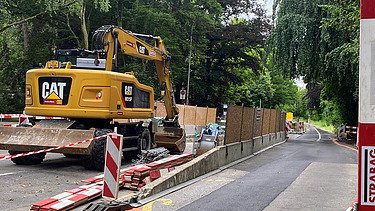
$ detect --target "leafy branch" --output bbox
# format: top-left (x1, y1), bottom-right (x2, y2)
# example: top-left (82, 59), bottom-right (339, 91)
top-left (0, 0), bottom-right (77, 33)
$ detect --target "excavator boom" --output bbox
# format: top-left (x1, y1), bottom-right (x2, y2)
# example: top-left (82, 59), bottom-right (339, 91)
top-left (93, 26), bottom-right (179, 123)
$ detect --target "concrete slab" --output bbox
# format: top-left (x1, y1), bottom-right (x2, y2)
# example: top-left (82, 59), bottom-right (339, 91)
top-left (217, 145), bottom-right (228, 167)
top-left (202, 147), bottom-right (220, 173)
top-left (241, 139), bottom-right (253, 158)
top-left (282, 131), bottom-right (286, 140)
top-left (264, 162), bottom-right (357, 211)
top-left (253, 136), bottom-right (263, 153)
top-left (226, 142), bottom-right (242, 163)
top-left (276, 132), bottom-right (281, 143)
top-left (270, 133), bottom-right (276, 145)
top-left (262, 134), bottom-right (270, 148)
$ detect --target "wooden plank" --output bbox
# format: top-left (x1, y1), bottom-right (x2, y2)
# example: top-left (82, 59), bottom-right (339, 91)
top-left (195, 107), bottom-right (208, 126)
top-left (206, 108), bottom-right (217, 124)
top-left (225, 105), bottom-right (243, 144)
top-left (241, 107), bottom-right (254, 141)
top-left (275, 110), bottom-right (280, 132)
top-left (177, 104), bottom-right (185, 125)
top-left (262, 109), bottom-right (271, 135)
top-left (270, 109), bottom-right (277, 133)
top-left (184, 106), bottom-right (197, 125)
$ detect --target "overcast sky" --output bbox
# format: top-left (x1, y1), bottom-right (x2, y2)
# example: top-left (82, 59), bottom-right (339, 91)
top-left (263, 0), bottom-right (273, 15)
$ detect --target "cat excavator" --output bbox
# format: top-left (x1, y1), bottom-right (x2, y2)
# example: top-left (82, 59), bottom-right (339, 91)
top-left (0, 25), bottom-right (186, 170)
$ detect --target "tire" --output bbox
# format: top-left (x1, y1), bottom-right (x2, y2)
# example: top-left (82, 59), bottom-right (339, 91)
top-left (82, 129), bottom-right (111, 171)
top-left (138, 128), bottom-right (151, 151)
top-left (9, 150), bottom-right (46, 165)
top-left (123, 127), bottom-right (151, 161)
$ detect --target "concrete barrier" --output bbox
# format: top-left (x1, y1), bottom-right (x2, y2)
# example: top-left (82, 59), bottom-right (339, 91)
top-left (139, 147), bottom-right (219, 198)
top-left (262, 134), bottom-right (270, 148)
top-left (218, 145), bottom-right (228, 167)
top-left (276, 132), bottom-right (281, 143)
top-left (270, 133), bottom-right (276, 145)
top-left (139, 132), bottom-right (286, 199)
top-left (282, 131), bottom-right (286, 140)
top-left (241, 139), bottom-right (253, 157)
top-left (226, 142), bottom-right (242, 164)
top-left (253, 136), bottom-right (263, 153)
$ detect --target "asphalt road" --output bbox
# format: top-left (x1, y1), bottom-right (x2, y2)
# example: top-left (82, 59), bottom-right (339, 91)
top-left (0, 128), bottom-right (357, 210)
top-left (0, 151), bottom-right (115, 210)
top-left (149, 128), bottom-right (357, 211)
top-left (0, 142), bottom-right (194, 210)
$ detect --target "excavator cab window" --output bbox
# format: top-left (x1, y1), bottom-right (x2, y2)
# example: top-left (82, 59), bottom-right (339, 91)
top-left (55, 49), bottom-right (106, 69)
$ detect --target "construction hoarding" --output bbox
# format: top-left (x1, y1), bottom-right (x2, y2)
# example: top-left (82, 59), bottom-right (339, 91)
top-left (225, 105), bottom-right (285, 144)
top-left (155, 102), bottom-right (217, 126)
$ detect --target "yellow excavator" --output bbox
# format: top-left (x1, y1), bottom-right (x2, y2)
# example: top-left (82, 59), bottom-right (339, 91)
top-left (0, 25), bottom-right (186, 170)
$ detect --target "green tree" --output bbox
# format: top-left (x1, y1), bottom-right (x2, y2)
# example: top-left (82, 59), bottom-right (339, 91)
top-left (270, 0), bottom-right (359, 124)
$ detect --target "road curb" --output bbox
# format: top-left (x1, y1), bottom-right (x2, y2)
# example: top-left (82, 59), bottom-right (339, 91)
top-left (312, 125), bottom-right (357, 152)
top-left (332, 139), bottom-right (357, 152)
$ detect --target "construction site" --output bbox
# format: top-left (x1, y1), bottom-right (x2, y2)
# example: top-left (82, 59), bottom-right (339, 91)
top-left (1, 0), bottom-right (372, 210)
top-left (0, 101), bottom-right (288, 210)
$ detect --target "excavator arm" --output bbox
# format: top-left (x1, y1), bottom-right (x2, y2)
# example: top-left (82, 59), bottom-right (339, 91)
top-left (92, 25), bottom-right (179, 125)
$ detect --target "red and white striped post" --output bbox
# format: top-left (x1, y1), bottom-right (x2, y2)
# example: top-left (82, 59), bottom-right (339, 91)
top-left (359, 1), bottom-right (375, 209)
top-left (102, 128), bottom-right (123, 199)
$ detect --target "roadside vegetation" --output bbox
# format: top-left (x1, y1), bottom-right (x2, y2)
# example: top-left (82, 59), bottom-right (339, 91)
top-left (0, 0), bottom-right (359, 129)
top-left (0, 0), bottom-right (299, 113)
top-left (271, 0), bottom-right (359, 128)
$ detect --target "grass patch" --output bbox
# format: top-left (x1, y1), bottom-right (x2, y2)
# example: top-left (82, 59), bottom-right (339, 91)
top-left (309, 120), bottom-right (336, 134)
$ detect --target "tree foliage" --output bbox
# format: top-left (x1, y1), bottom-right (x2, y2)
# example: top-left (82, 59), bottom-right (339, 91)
top-left (271, 0), bottom-right (359, 124)
top-left (0, 0), bottom-right (299, 114)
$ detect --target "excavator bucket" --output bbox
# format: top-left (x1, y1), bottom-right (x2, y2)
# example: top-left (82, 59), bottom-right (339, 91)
top-left (154, 126), bottom-right (186, 153)
top-left (0, 126), bottom-right (95, 155)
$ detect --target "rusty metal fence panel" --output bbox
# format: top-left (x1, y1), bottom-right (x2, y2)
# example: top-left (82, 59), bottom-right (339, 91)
top-left (270, 109), bottom-right (277, 133)
top-left (224, 105), bottom-right (243, 144)
top-left (281, 112), bottom-right (286, 132)
top-left (241, 107), bottom-right (254, 141)
top-left (220, 105), bottom-right (287, 144)
top-left (275, 109), bottom-right (280, 132)
top-left (262, 109), bottom-right (271, 135)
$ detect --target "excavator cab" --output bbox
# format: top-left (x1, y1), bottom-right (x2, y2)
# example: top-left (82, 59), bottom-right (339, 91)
top-left (55, 49), bottom-right (107, 70)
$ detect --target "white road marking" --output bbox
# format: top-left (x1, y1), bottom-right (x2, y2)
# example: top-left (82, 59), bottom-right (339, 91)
top-left (314, 127), bottom-right (322, 142)
top-left (0, 172), bottom-right (16, 176)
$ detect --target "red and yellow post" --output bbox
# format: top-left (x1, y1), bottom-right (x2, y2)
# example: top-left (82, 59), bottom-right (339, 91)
top-left (359, 1), bottom-right (375, 210)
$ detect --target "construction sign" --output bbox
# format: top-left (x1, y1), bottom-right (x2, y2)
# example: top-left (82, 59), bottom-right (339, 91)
top-left (103, 132), bottom-right (123, 199)
top-left (359, 1), bottom-right (375, 210)
top-left (286, 112), bottom-right (293, 121)
top-left (180, 88), bottom-right (186, 100)
top-left (361, 146), bottom-right (375, 205)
